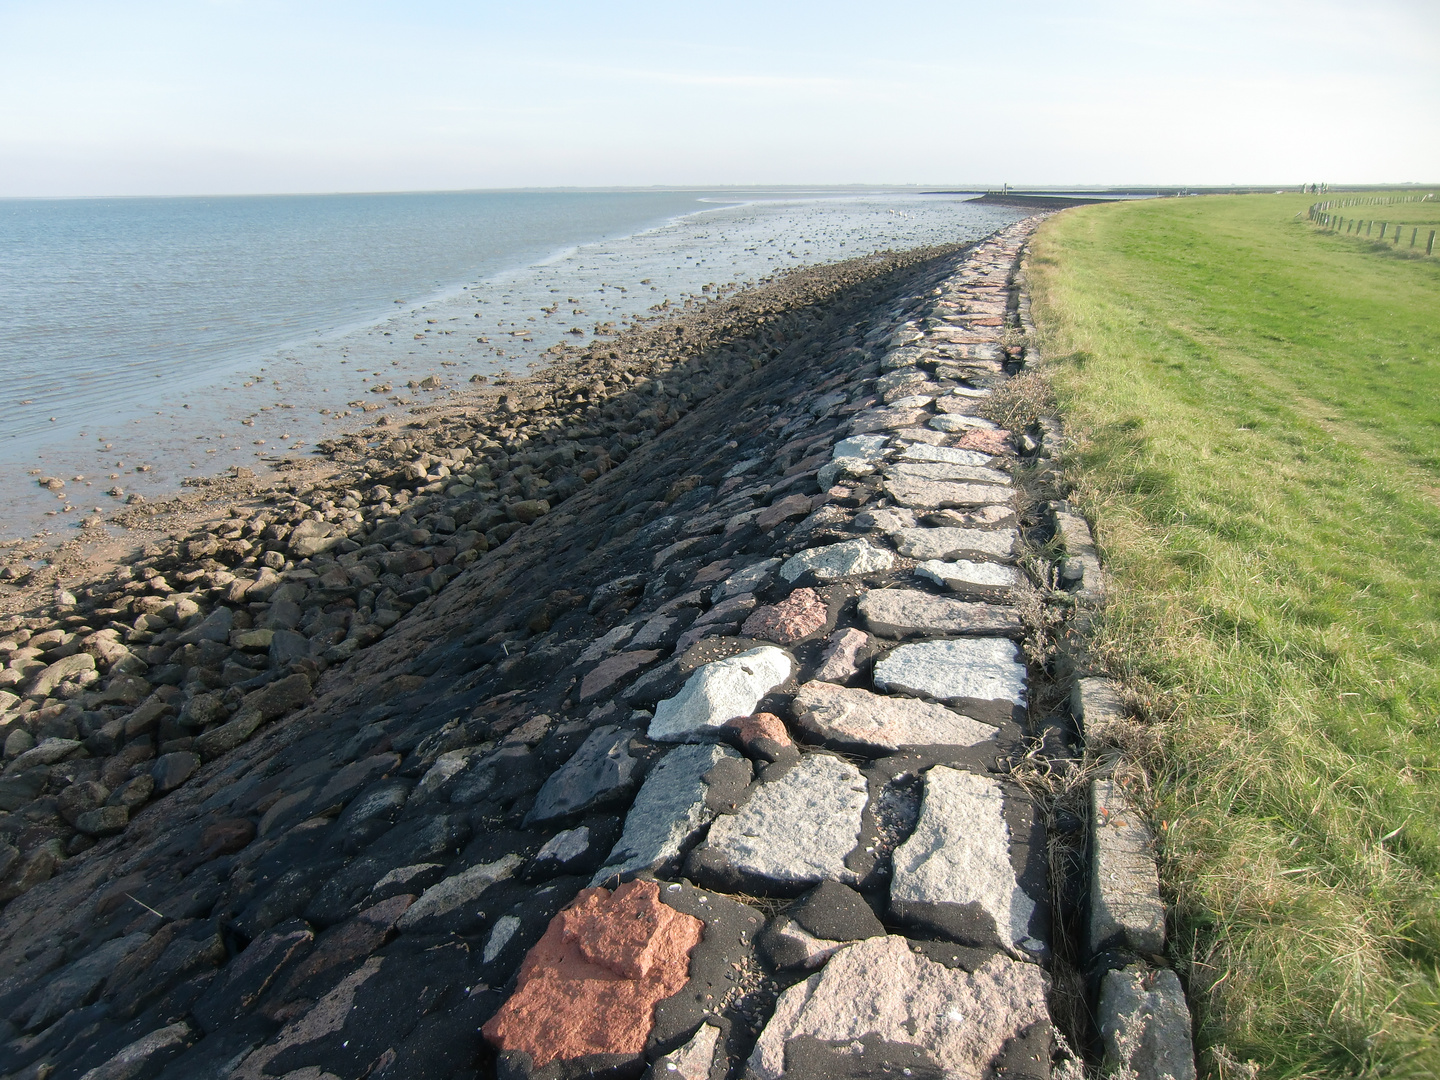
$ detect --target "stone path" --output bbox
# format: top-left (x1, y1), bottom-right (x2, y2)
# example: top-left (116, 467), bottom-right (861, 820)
top-left (0, 220), bottom-right (1195, 1079)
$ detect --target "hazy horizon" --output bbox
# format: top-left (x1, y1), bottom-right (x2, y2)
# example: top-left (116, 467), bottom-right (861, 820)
top-left (2, 0), bottom-right (1437, 199)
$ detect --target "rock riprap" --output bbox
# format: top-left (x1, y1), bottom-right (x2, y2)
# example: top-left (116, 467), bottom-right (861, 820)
top-left (0, 218), bottom-right (1113, 1080)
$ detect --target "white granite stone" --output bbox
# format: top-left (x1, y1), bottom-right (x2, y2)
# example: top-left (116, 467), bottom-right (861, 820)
top-left (649, 647), bottom-right (793, 742)
top-left (857, 589), bottom-right (1023, 639)
top-left (886, 461), bottom-right (1011, 486)
top-left (591, 743), bottom-right (749, 884)
top-left (930, 413), bottom-right (999, 433)
top-left (892, 527), bottom-right (1018, 563)
top-left (898, 443), bottom-right (993, 467)
top-left (699, 754), bottom-right (868, 888)
top-left (890, 766), bottom-right (1038, 949)
top-left (792, 681), bottom-right (995, 752)
top-left (779, 540), bottom-right (895, 583)
top-left (873, 638), bottom-right (1027, 707)
top-left (715, 558), bottom-right (780, 601)
top-left (748, 936), bottom-right (1050, 1080)
top-left (883, 473), bottom-right (1013, 511)
top-left (914, 559), bottom-right (1023, 601)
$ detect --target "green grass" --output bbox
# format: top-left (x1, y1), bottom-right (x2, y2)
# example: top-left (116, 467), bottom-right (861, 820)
top-left (1027, 193), bottom-right (1440, 1076)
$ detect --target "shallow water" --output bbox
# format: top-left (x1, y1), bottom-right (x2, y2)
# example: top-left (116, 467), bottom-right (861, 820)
top-left (0, 188), bottom-right (1026, 540)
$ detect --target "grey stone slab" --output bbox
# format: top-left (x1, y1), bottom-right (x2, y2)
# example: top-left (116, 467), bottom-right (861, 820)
top-left (694, 753), bottom-right (868, 889)
top-left (929, 413), bottom-right (998, 433)
top-left (874, 369), bottom-right (930, 399)
top-left (792, 681), bottom-right (995, 753)
top-left (1073, 676), bottom-right (1127, 736)
top-left (395, 854), bottom-right (521, 929)
top-left (778, 540), bottom-right (895, 583)
top-left (577, 623), bottom-right (637, 663)
top-left (747, 935), bottom-right (1050, 1080)
top-left (857, 589), bottom-right (1023, 639)
top-left (591, 742), bottom-right (749, 884)
top-left (78, 1021), bottom-right (196, 1080)
top-left (892, 526), bottom-right (1018, 563)
top-left (898, 443), bottom-right (993, 467)
top-left (20, 932), bottom-right (151, 1032)
top-left (715, 558), bottom-right (780, 601)
top-left (873, 638), bottom-right (1027, 709)
top-left (849, 407), bottom-right (928, 434)
top-left (853, 506), bottom-right (916, 533)
top-left (914, 559), bottom-right (1023, 602)
top-left (886, 461), bottom-right (1011, 486)
top-left (1098, 965), bottom-right (1196, 1080)
top-left (816, 457), bottom-right (877, 490)
top-left (890, 766), bottom-right (1041, 951)
top-left (652, 1022), bottom-right (721, 1080)
top-left (890, 426), bottom-right (950, 445)
top-left (1090, 779), bottom-right (1165, 955)
top-left (648, 647), bottom-right (793, 742)
top-left (880, 346), bottom-right (932, 370)
top-left (882, 473), bottom-right (1012, 511)
top-left (1052, 506), bottom-right (1106, 602)
top-left (524, 725), bottom-right (640, 824)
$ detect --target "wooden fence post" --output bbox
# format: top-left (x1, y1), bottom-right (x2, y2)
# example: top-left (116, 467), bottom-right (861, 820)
top-left (1429, 231), bottom-right (1436, 256)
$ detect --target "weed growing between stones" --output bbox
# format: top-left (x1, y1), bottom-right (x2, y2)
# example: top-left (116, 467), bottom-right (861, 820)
top-left (981, 367), bottom-right (1056, 435)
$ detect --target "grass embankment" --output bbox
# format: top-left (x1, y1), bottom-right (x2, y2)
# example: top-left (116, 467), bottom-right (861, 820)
top-left (1027, 194), bottom-right (1440, 1076)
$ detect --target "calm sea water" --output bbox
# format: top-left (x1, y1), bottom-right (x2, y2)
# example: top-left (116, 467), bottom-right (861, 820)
top-left (0, 189), bottom-right (1026, 540)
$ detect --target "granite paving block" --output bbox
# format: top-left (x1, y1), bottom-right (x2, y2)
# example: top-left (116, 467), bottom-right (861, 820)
top-left (591, 743), bottom-right (750, 885)
top-left (892, 527), bottom-right (1018, 563)
top-left (886, 461), bottom-right (1011, 485)
top-left (873, 638), bottom-right (1027, 711)
top-left (648, 647), bottom-right (792, 742)
top-left (778, 539), bottom-right (895, 583)
top-left (882, 473), bottom-right (1013, 511)
top-left (1098, 966), bottom-right (1197, 1080)
top-left (691, 753), bottom-right (868, 891)
top-left (1091, 778), bottom-right (1165, 955)
top-left (890, 766), bottom-right (1042, 951)
top-left (747, 935), bottom-right (1049, 1080)
top-left (791, 681), bottom-right (995, 753)
top-left (898, 443), bottom-right (994, 467)
top-left (914, 558), bottom-right (1023, 601)
top-left (858, 589), bottom-right (1023, 639)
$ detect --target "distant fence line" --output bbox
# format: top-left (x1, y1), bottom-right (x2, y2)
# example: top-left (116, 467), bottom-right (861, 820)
top-left (1308, 198), bottom-right (1437, 256)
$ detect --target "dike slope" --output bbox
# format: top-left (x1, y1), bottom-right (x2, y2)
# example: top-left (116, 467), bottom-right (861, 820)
top-left (0, 221), bottom-right (1098, 1080)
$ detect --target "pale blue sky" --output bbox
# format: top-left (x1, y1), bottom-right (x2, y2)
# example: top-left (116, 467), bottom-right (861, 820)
top-left (1, 0), bottom-right (1435, 196)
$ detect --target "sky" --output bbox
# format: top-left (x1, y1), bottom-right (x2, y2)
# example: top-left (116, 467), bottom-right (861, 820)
top-left (1, 0), bottom-right (1436, 197)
